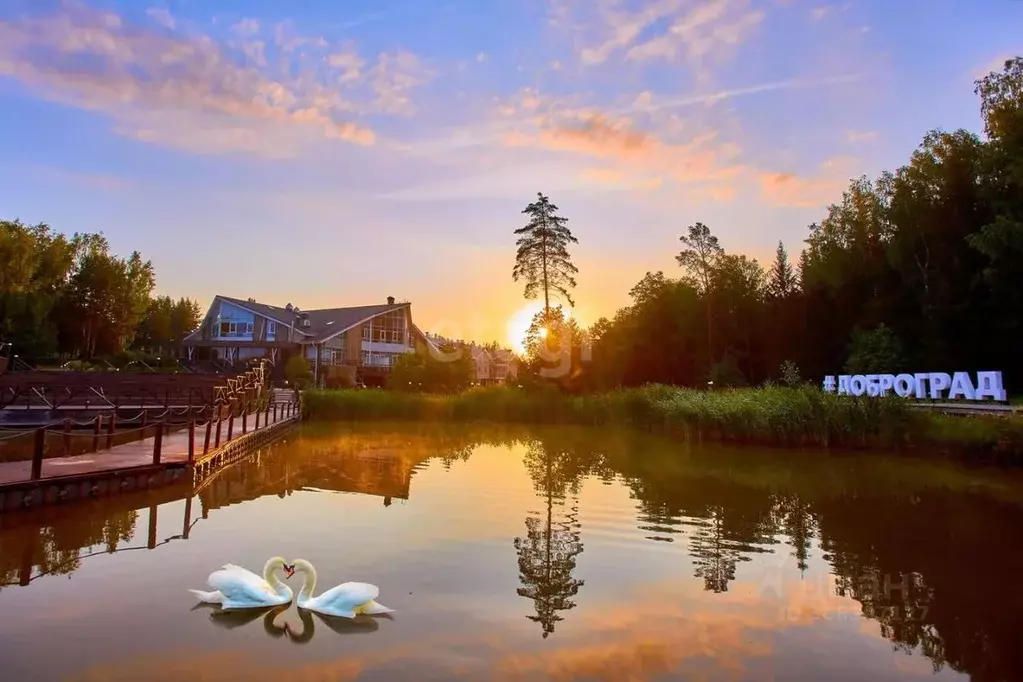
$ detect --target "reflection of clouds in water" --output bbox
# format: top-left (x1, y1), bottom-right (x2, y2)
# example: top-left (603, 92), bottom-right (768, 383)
top-left (71, 575), bottom-right (919, 682)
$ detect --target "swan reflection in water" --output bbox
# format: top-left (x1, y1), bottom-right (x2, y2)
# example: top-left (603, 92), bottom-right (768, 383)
top-left (192, 602), bottom-right (388, 642)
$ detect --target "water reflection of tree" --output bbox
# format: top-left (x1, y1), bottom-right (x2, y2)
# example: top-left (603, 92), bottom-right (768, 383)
top-left (0, 510), bottom-right (140, 588)
top-left (775, 496), bottom-right (814, 574)
top-left (622, 456), bottom-right (780, 594)
top-left (818, 493), bottom-right (1023, 681)
top-left (513, 440), bottom-right (589, 638)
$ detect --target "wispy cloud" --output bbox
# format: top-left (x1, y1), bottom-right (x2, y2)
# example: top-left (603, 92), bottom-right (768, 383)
top-left (845, 130), bottom-right (878, 143)
top-left (757, 156), bottom-right (859, 207)
top-left (561, 0), bottom-right (767, 73)
top-left (145, 7), bottom-right (175, 29)
top-left (371, 51), bottom-right (436, 115)
top-left (0, 4), bottom-right (449, 157)
top-left (614, 73), bottom-right (864, 115)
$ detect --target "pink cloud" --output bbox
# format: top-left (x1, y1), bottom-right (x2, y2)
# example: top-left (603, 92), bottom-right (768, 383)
top-left (0, 5), bottom-right (413, 157)
top-left (757, 157), bottom-right (858, 207)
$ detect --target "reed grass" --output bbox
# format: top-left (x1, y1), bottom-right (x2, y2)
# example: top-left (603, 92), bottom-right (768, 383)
top-left (301, 384), bottom-right (1023, 459)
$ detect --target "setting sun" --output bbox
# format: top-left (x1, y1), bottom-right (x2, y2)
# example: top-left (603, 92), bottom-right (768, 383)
top-left (506, 302), bottom-right (544, 355)
top-left (505, 302), bottom-right (584, 354)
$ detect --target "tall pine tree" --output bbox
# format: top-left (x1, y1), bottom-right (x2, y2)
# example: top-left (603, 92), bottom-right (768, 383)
top-left (768, 241), bottom-right (797, 299)
top-left (513, 192), bottom-right (579, 312)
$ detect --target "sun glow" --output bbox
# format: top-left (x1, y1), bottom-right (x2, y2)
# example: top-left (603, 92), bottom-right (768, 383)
top-left (506, 302), bottom-right (581, 354)
top-left (507, 302), bottom-right (544, 354)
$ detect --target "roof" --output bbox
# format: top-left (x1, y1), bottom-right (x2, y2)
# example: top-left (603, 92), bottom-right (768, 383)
top-left (216, 295), bottom-right (409, 343)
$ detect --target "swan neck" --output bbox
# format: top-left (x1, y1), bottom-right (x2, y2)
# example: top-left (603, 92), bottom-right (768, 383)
top-left (264, 559), bottom-right (285, 593)
top-left (298, 564), bottom-right (317, 602)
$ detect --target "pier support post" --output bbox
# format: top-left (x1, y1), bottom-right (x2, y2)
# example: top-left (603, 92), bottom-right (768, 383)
top-left (31, 428), bottom-right (45, 480)
top-left (183, 495), bottom-right (193, 539)
top-left (188, 421), bottom-right (195, 463)
top-left (227, 414), bottom-right (234, 442)
top-left (255, 407), bottom-right (260, 430)
top-left (203, 419), bottom-right (212, 455)
top-left (242, 410), bottom-right (248, 434)
top-left (147, 504), bottom-right (158, 549)
top-left (106, 413), bottom-right (116, 449)
top-left (273, 403), bottom-right (278, 423)
top-left (93, 415), bottom-right (102, 452)
top-left (62, 419), bottom-right (72, 457)
top-left (214, 411), bottom-right (222, 448)
top-left (19, 543), bottom-right (34, 586)
top-left (153, 423), bottom-right (163, 464)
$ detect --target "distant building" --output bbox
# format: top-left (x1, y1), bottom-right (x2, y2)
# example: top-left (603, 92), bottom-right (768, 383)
top-left (421, 333), bottom-right (518, 385)
top-left (183, 294), bottom-right (429, 387)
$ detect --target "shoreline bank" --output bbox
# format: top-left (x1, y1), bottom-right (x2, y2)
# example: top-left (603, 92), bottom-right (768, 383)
top-left (301, 385), bottom-right (1023, 465)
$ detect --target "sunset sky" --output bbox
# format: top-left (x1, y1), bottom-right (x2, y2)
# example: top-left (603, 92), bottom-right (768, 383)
top-left (0, 0), bottom-right (1019, 348)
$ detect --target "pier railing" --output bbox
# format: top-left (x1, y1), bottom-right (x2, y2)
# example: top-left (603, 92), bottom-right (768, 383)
top-left (0, 371), bottom-right (232, 412)
top-left (0, 362), bottom-right (300, 485)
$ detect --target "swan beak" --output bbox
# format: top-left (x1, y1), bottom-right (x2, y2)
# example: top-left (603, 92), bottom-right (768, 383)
top-left (283, 564), bottom-right (295, 579)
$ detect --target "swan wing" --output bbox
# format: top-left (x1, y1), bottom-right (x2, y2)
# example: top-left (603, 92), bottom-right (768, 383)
top-left (207, 568), bottom-right (277, 605)
top-left (309, 581), bottom-right (379, 612)
top-left (218, 563), bottom-right (260, 580)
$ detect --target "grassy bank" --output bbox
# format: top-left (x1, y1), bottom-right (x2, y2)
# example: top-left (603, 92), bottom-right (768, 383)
top-left (302, 385), bottom-right (1023, 462)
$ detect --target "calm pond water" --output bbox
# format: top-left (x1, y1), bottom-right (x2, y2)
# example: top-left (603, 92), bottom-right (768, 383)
top-left (2, 422), bottom-right (1023, 682)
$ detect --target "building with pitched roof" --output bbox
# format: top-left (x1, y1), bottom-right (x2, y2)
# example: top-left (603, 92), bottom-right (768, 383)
top-left (183, 294), bottom-right (432, 386)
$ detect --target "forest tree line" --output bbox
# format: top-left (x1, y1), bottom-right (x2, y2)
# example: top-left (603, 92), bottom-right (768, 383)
top-left (520, 57), bottom-right (1023, 394)
top-left (0, 219), bottom-right (200, 364)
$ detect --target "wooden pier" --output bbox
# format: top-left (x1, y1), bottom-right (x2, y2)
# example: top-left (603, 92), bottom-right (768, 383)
top-left (0, 364), bottom-right (301, 513)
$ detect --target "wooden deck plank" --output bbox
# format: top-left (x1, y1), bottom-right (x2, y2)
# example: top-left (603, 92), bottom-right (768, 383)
top-left (0, 404), bottom-right (296, 486)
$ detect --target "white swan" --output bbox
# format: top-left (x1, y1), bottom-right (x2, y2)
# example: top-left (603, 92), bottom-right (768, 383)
top-left (189, 557), bottom-right (295, 609)
top-left (287, 558), bottom-right (394, 619)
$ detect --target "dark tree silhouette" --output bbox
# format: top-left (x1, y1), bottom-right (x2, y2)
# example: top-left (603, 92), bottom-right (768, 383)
top-left (512, 192), bottom-right (579, 313)
top-left (513, 441), bottom-right (587, 638)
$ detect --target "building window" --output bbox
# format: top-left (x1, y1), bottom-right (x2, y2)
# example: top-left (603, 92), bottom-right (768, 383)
top-left (367, 309), bottom-right (406, 344)
top-left (217, 321), bottom-right (252, 337)
top-left (267, 321), bottom-right (276, 341)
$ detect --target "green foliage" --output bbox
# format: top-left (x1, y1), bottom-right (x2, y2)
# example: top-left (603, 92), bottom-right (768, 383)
top-left (0, 218), bottom-right (203, 363)
top-left (582, 58), bottom-right (1023, 394)
top-left (0, 219), bottom-right (77, 358)
top-left (301, 384), bottom-right (1023, 460)
top-left (388, 347), bottom-right (473, 393)
top-left (844, 324), bottom-right (905, 375)
top-left (284, 355), bottom-right (313, 389)
top-left (512, 192), bottom-right (579, 310)
top-left (768, 241), bottom-right (797, 299)
top-left (133, 296), bottom-right (201, 355)
top-left (708, 353), bottom-right (747, 388)
top-left (779, 360), bottom-right (802, 387)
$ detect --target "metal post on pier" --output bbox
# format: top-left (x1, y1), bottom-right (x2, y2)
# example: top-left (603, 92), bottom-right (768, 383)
top-left (31, 428), bottom-right (45, 480)
top-left (227, 412), bottom-right (234, 442)
top-left (187, 421), bottom-right (195, 463)
top-left (153, 422), bottom-right (163, 464)
top-left (255, 406), bottom-right (260, 430)
top-left (62, 419), bottom-right (72, 456)
top-left (273, 403), bottom-right (278, 423)
top-left (242, 409), bottom-right (248, 434)
top-left (214, 410), bottom-right (222, 448)
top-left (203, 419), bottom-right (212, 455)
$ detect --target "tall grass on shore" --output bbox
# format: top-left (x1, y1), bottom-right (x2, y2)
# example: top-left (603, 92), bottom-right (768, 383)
top-left (301, 384), bottom-right (1023, 459)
